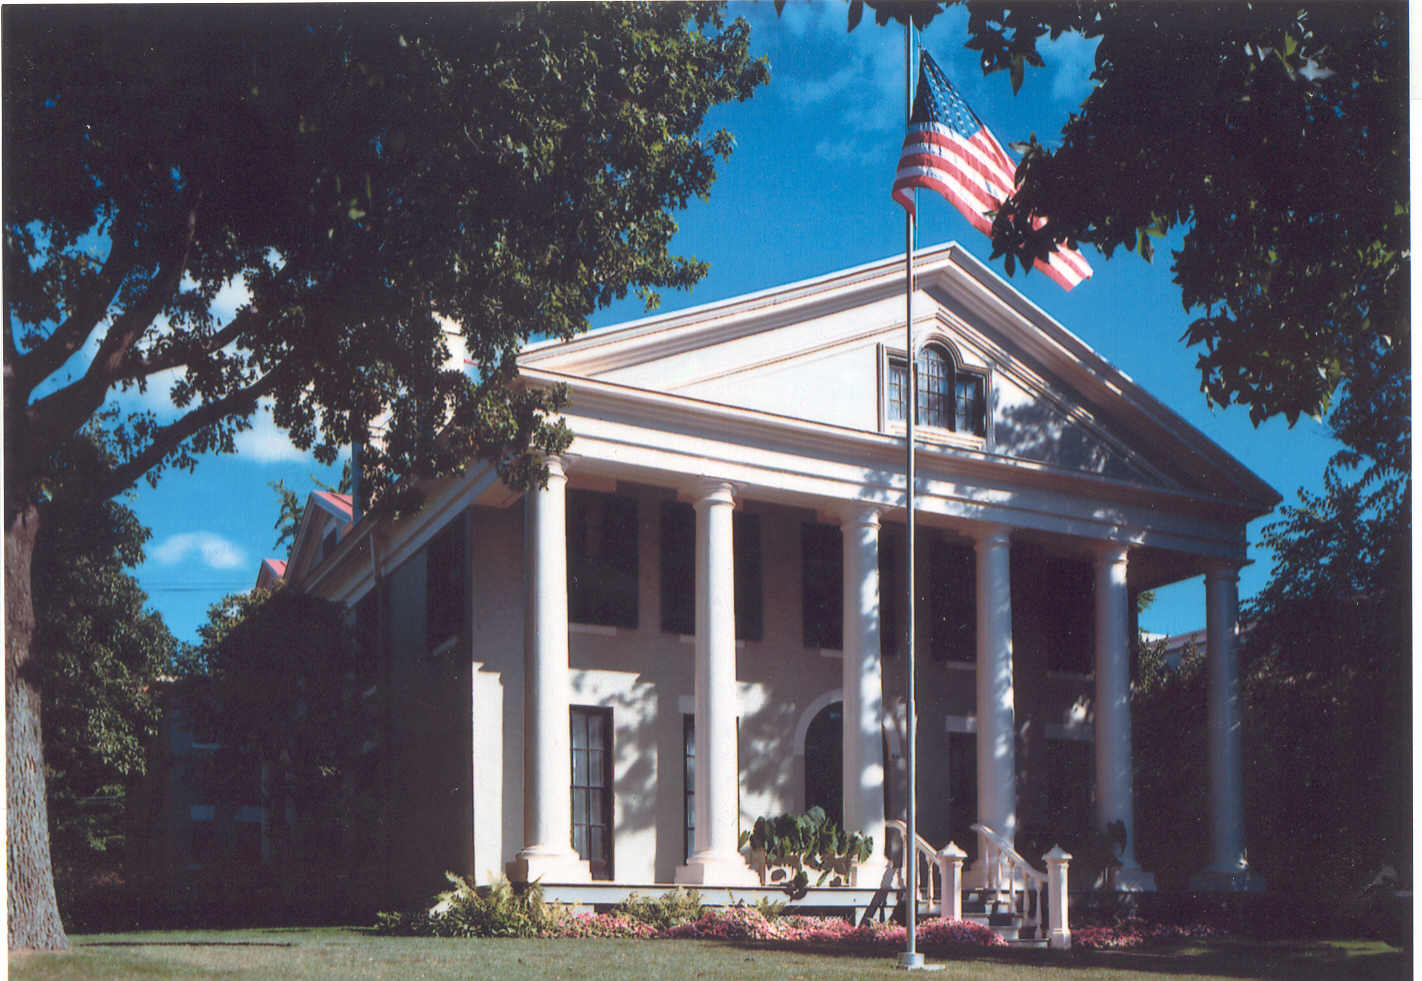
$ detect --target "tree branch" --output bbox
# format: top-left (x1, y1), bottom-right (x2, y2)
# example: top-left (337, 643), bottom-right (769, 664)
top-left (13, 209), bottom-right (139, 401)
top-left (122, 308), bottom-right (254, 380)
top-left (23, 201), bottom-right (200, 452)
top-left (97, 366), bottom-right (285, 500)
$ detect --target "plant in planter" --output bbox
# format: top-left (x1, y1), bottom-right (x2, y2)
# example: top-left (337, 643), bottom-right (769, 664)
top-left (739, 806), bottom-right (873, 899)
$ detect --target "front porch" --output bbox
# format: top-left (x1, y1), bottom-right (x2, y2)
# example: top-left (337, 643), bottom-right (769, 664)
top-left (503, 455), bottom-right (1255, 898)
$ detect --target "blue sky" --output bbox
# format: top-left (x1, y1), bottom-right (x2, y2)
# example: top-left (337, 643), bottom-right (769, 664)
top-left (120, 2), bottom-right (1342, 646)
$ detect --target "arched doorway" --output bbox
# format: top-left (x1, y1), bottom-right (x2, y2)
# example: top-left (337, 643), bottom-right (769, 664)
top-left (803, 701), bottom-right (843, 826)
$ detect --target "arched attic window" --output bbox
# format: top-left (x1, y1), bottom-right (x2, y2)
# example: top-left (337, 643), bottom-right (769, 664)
top-left (887, 341), bottom-right (986, 436)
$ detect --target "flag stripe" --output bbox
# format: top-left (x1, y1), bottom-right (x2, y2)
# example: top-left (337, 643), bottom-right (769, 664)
top-left (891, 50), bottom-right (1091, 290)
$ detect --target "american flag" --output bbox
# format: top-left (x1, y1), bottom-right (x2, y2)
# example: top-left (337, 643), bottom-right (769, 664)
top-left (892, 50), bottom-right (1092, 291)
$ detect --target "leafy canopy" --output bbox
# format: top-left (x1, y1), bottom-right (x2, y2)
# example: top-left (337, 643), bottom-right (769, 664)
top-left (850, 2), bottom-right (1406, 435)
top-left (4, 4), bottom-right (769, 513)
top-left (31, 435), bottom-right (176, 877)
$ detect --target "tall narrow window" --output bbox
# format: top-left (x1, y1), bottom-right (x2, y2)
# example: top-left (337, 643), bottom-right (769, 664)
top-left (948, 732), bottom-right (978, 859)
top-left (733, 512), bottom-right (763, 642)
top-left (570, 706), bottom-right (614, 880)
top-left (1046, 737), bottom-right (1094, 835)
top-left (955, 374), bottom-right (986, 436)
top-left (660, 502), bottom-right (696, 635)
top-left (660, 502), bottom-right (762, 641)
top-left (879, 529), bottom-right (903, 657)
top-left (928, 539), bottom-right (975, 663)
top-left (568, 490), bottom-right (638, 628)
top-left (683, 714), bottom-right (695, 861)
top-left (802, 522), bottom-right (843, 650)
top-left (426, 517), bottom-right (465, 651)
top-left (1045, 557), bottom-right (1094, 674)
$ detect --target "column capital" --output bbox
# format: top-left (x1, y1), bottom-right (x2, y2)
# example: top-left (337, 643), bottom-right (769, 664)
top-left (534, 452), bottom-right (568, 485)
top-left (969, 522), bottom-right (1012, 548)
top-left (837, 501), bottom-right (882, 529)
top-left (687, 477), bottom-right (736, 507)
top-left (1204, 559), bottom-right (1243, 584)
top-left (1091, 540), bottom-right (1130, 567)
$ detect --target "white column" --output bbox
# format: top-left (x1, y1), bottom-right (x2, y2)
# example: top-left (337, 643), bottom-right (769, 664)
top-left (1191, 562), bottom-right (1261, 890)
top-left (676, 479), bottom-right (757, 885)
top-left (969, 524), bottom-right (1016, 887)
top-left (840, 504), bottom-right (890, 886)
top-left (1093, 543), bottom-right (1154, 890)
top-left (507, 455), bottom-right (590, 883)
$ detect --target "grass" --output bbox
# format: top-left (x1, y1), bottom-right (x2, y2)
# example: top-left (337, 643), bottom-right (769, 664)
top-left (8, 928), bottom-right (1409, 980)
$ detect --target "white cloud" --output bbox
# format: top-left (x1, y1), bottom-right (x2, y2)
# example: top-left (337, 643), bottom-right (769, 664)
top-left (150, 531), bottom-right (247, 570)
top-left (1047, 31), bottom-right (1099, 103)
top-left (232, 400), bottom-right (313, 464)
top-left (813, 137), bottom-right (878, 165)
top-left (210, 275), bottom-right (251, 324)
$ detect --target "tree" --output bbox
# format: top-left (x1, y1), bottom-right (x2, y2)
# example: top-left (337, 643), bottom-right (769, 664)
top-left (178, 586), bottom-right (365, 907)
top-left (1238, 366), bottom-right (1409, 897)
top-left (4, 4), bottom-right (767, 948)
top-left (852, 2), bottom-right (1406, 439)
top-left (31, 435), bottom-right (176, 905)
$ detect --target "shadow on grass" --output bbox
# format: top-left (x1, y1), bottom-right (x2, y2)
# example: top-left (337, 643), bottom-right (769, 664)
top-left (689, 937), bottom-right (1409, 979)
top-left (81, 941), bottom-right (296, 949)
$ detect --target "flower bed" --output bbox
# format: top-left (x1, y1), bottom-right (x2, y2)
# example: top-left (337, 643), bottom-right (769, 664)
top-left (1072, 918), bottom-right (1219, 950)
top-left (662, 907), bottom-right (1005, 949)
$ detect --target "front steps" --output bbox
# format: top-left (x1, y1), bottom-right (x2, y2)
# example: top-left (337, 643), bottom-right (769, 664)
top-left (909, 887), bottom-right (1049, 949)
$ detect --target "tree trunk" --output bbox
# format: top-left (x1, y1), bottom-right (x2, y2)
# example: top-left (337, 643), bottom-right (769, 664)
top-left (6, 501), bottom-right (68, 950)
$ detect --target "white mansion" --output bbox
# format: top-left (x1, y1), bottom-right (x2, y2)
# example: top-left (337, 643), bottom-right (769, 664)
top-left (272, 244), bottom-right (1277, 906)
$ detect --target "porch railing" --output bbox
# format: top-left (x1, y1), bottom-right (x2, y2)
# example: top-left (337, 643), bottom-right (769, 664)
top-left (885, 819), bottom-right (940, 912)
top-left (972, 822), bottom-right (1072, 948)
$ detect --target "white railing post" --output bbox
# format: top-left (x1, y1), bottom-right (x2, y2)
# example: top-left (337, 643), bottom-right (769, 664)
top-left (937, 842), bottom-right (966, 921)
top-left (1043, 845), bottom-right (1072, 950)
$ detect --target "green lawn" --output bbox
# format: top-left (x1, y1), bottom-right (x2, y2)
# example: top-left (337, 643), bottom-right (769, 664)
top-left (8, 928), bottom-right (1409, 980)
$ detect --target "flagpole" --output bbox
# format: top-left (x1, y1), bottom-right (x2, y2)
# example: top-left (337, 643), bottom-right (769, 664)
top-left (897, 17), bottom-right (924, 973)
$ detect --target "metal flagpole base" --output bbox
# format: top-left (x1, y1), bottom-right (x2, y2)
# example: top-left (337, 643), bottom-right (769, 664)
top-left (895, 951), bottom-right (944, 971)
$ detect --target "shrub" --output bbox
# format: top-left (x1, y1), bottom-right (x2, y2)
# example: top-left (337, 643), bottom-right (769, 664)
top-left (613, 888), bottom-right (704, 930)
top-left (374, 874), bottom-right (555, 938)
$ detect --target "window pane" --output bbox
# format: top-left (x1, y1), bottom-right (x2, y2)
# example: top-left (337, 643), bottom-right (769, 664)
top-left (590, 826), bottom-right (605, 861)
top-left (573, 750), bottom-right (588, 786)
top-left (955, 373), bottom-right (985, 436)
top-left (571, 713), bottom-right (587, 749)
top-left (734, 512), bottom-right (763, 641)
top-left (887, 359), bottom-right (907, 421)
top-left (573, 788), bottom-right (587, 825)
top-left (589, 791), bottom-right (602, 825)
top-left (802, 523), bottom-right (843, 649)
top-left (573, 824), bottom-right (587, 857)
top-left (918, 347), bottom-right (950, 428)
top-left (660, 501), bottom-right (696, 634)
top-left (587, 750), bottom-right (604, 787)
top-left (587, 712), bottom-right (603, 745)
top-left (568, 491), bottom-right (639, 628)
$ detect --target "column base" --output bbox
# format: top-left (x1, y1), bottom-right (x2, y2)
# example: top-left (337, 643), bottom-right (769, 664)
top-left (1189, 865), bottom-right (1266, 893)
top-left (1047, 928), bottom-right (1072, 950)
top-left (850, 857), bottom-right (894, 889)
top-left (505, 846), bottom-right (591, 884)
top-left (675, 852), bottom-right (760, 887)
top-left (1107, 864), bottom-right (1157, 892)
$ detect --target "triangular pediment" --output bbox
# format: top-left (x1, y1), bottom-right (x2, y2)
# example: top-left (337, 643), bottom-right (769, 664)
top-left (520, 245), bottom-right (1278, 511)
